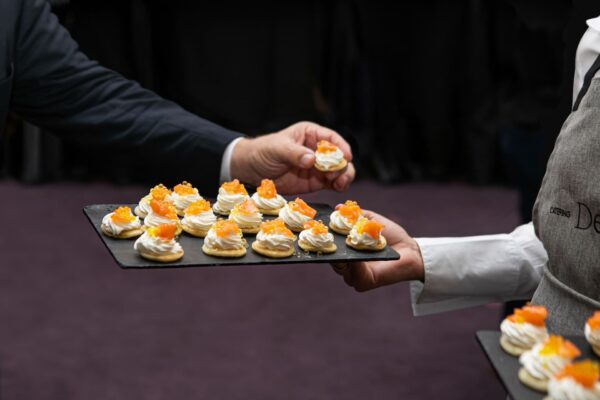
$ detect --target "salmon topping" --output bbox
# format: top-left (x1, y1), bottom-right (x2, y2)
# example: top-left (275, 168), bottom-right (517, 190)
top-left (555, 360), bottom-right (599, 389)
top-left (150, 184), bottom-right (171, 201)
top-left (150, 199), bottom-right (178, 220)
top-left (173, 181), bottom-right (196, 196)
top-left (221, 179), bottom-right (248, 195)
top-left (147, 224), bottom-right (177, 241)
top-left (507, 305), bottom-right (547, 327)
top-left (354, 217), bottom-right (383, 240)
top-left (588, 311), bottom-right (600, 330)
top-left (185, 199), bottom-right (211, 215)
top-left (260, 218), bottom-right (294, 237)
top-left (303, 220), bottom-right (328, 235)
top-left (338, 200), bottom-right (362, 224)
top-left (316, 140), bottom-right (338, 154)
top-left (256, 179), bottom-right (278, 199)
top-left (289, 198), bottom-right (316, 218)
top-left (232, 199), bottom-right (259, 216)
top-left (111, 206), bottom-right (136, 223)
top-left (212, 220), bottom-right (241, 238)
top-left (539, 336), bottom-right (581, 359)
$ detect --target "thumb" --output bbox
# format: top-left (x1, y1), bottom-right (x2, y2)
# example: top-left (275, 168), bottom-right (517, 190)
top-left (276, 141), bottom-right (315, 169)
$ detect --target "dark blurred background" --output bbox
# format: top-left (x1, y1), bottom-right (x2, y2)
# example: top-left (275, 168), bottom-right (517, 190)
top-left (3, 1), bottom-right (600, 399)
top-left (2, 0), bottom-right (585, 220)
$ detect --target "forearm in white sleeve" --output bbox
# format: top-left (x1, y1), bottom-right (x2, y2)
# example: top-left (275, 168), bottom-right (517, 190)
top-left (219, 137), bottom-right (244, 183)
top-left (410, 222), bottom-right (547, 316)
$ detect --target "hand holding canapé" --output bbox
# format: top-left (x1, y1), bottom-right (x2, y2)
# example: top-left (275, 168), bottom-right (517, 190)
top-left (230, 122), bottom-right (355, 194)
top-left (331, 209), bottom-right (424, 292)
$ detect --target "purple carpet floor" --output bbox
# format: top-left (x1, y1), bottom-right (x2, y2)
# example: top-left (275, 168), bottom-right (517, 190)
top-left (0, 180), bottom-right (519, 400)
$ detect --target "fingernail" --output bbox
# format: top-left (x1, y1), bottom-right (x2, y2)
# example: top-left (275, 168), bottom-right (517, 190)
top-left (300, 153), bottom-right (314, 168)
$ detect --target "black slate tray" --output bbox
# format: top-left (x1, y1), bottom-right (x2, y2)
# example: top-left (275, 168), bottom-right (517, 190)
top-left (476, 330), bottom-right (600, 400)
top-left (84, 203), bottom-right (400, 268)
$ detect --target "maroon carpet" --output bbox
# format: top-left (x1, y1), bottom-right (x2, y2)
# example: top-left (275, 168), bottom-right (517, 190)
top-left (0, 180), bottom-right (518, 399)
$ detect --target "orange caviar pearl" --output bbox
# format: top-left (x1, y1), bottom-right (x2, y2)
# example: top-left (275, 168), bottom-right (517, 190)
top-left (233, 199), bottom-right (259, 216)
top-left (257, 179), bottom-right (277, 199)
top-left (260, 218), bottom-right (294, 237)
top-left (338, 200), bottom-right (361, 224)
top-left (173, 181), bottom-right (196, 196)
top-left (316, 140), bottom-right (338, 153)
top-left (289, 198), bottom-right (316, 218)
top-left (150, 184), bottom-right (171, 201)
top-left (555, 360), bottom-right (599, 389)
top-left (221, 179), bottom-right (248, 195)
top-left (213, 220), bottom-right (241, 238)
top-left (111, 206), bottom-right (135, 223)
top-left (185, 199), bottom-right (211, 215)
top-left (507, 305), bottom-right (547, 327)
top-left (150, 199), bottom-right (178, 220)
top-left (303, 220), bottom-right (328, 235)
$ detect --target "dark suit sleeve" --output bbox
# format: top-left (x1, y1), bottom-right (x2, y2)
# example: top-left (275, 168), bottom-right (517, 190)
top-left (11, 0), bottom-right (242, 187)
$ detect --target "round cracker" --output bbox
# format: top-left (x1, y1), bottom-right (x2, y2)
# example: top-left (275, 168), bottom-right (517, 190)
top-left (202, 244), bottom-right (246, 258)
top-left (518, 367), bottom-right (548, 393)
top-left (345, 235), bottom-right (387, 251)
top-left (258, 208), bottom-right (282, 216)
top-left (239, 225), bottom-right (260, 234)
top-left (212, 204), bottom-right (230, 216)
top-left (298, 240), bottom-right (337, 254)
top-left (101, 225), bottom-right (144, 239)
top-left (592, 345), bottom-right (600, 357)
top-left (134, 206), bottom-right (147, 219)
top-left (315, 158), bottom-right (347, 172)
top-left (251, 241), bottom-right (295, 258)
top-left (329, 222), bottom-right (351, 236)
top-left (499, 335), bottom-right (528, 357)
top-left (181, 224), bottom-right (209, 238)
top-left (138, 250), bottom-right (184, 263)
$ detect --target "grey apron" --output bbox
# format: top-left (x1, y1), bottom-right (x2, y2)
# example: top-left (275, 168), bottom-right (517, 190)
top-left (531, 57), bottom-right (600, 335)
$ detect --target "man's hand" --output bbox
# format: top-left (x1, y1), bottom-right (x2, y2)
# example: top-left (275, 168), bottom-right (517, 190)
top-left (230, 122), bottom-right (355, 194)
top-left (332, 210), bottom-right (425, 292)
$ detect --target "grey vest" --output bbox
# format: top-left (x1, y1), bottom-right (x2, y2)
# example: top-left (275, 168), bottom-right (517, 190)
top-left (532, 64), bottom-right (600, 335)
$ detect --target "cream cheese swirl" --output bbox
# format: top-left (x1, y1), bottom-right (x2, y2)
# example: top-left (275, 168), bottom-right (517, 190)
top-left (213, 188), bottom-right (249, 214)
top-left (519, 343), bottom-right (572, 381)
top-left (500, 319), bottom-right (548, 350)
top-left (229, 210), bottom-right (262, 228)
top-left (299, 229), bottom-right (334, 248)
top-left (255, 231), bottom-right (295, 251)
top-left (134, 232), bottom-right (182, 256)
top-left (137, 195), bottom-right (152, 217)
top-left (204, 227), bottom-right (245, 250)
top-left (251, 192), bottom-right (286, 210)
top-left (279, 204), bottom-right (312, 230)
top-left (169, 191), bottom-right (202, 213)
top-left (348, 226), bottom-right (384, 247)
top-left (586, 323), bottom-right (600, 349)
top-left (181, 211), bottom-right (216, 231)
top-left (315, 148), bottom-right (344, 169)
top-left (547, 377), bottom-right (600, 400)
top-left (101, 212), bottom-right (142, 235)
top-left (329, 210), bottom-right (354, 231)
top-left (144, 212), bottom-right (179, 228)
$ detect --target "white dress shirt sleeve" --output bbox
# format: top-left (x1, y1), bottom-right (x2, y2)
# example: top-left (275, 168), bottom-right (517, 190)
top-left (573, 17), bottom-right (600, 103)
top-left (219, 137), bottom-right (244, 183)
top-left (410, 222), bottom-right (548, 316)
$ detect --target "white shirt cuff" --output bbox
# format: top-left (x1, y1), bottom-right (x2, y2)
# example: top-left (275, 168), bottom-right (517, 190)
top-left (219, 137), bottom-right (244, 183)
top-left (410, 222), bottom-right (547, 316)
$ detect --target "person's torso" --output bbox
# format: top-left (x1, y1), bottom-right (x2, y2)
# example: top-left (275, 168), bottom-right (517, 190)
top-left (532, 73), bottom-right (600, 335)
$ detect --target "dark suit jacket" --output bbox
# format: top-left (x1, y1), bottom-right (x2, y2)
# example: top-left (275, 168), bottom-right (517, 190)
top-left (0, 0), bottom-right (242, 187)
